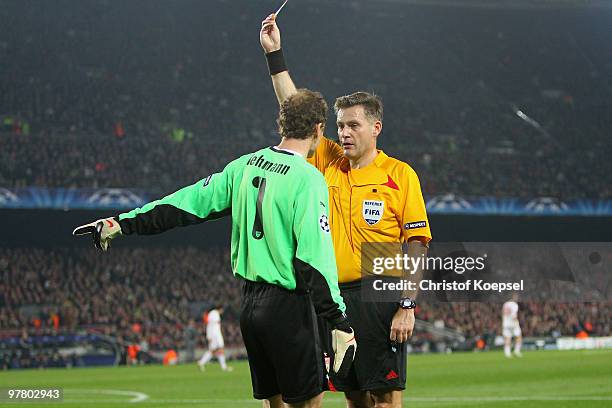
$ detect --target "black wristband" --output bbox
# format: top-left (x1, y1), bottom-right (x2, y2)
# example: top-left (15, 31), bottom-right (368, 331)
top-left (265, 49), bottom-right (288, 76)
top-left (330, 313), bottom-right (352, 333)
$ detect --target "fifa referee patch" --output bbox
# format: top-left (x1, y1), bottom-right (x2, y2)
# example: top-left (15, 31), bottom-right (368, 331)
top-left (363, 200), bottom-right (384, 225)
top-left (405, 221), bottom-right (427, 230)
top-left (319, 215), bottom-right (330, 233)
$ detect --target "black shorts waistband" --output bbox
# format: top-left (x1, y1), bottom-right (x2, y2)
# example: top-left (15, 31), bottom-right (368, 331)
top-left (241, 279), bottom-right (306, 298)
top-left (339, 279), bottom-right (363, 291)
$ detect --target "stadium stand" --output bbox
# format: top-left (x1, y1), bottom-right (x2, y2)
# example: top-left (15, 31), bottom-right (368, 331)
top-left (1, 0), bottom-right (611, 198)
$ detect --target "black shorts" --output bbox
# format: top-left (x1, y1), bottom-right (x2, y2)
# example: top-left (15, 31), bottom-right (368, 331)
top-left (240, 280), bottom-right (325, 404)
top-left (321, 280), bottom-right (407, 392)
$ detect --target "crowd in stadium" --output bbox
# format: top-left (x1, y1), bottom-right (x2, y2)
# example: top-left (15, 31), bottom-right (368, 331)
top-left (1, 0), bottom-right (611, 199)
top-left (417, 301), bottom-right (608, 344)
top-left (0, 329), bottom-right (88, 370)
top-left (1, 247), bottom-right (609, 368)
top-left (0, 247), bottom-right (241, 343)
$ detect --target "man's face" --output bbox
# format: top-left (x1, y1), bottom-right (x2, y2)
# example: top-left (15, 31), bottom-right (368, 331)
top-left (336, 105), bottom-right (381, 161)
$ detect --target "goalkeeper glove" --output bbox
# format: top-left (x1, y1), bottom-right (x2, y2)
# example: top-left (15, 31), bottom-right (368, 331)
top-left (73, 217), bottom-right (122, 251)
top-left (330, 316), bottom-right (357, 378)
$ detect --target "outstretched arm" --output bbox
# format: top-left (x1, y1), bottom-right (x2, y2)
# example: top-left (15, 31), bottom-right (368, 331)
top-left (260, 14), bottom-right (297, 105)
top-left (73, 162), bottom-right (237, 250)
top-left (116, 168), bottom-right (233, 236)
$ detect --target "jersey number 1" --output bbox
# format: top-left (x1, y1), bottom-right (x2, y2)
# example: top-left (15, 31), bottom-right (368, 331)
top-left (252, 177), bottom-right (267, 240)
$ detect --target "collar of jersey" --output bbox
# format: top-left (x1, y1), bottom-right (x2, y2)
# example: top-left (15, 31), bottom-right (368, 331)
top-left (269, 146), bottom-right (302, 157)
top-left (337, 150), bottom-right (389, 186)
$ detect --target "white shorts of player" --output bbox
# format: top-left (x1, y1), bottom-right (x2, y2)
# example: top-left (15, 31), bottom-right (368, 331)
top-left (207, 334), bottom-right (225, 350)
top-left (503, 324), bottom-right (522, 338)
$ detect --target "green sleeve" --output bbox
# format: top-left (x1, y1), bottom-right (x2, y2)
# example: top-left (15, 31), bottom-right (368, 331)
top-left (292, 174), bottom-right (346, 321)
top-left (117, 161), bottom-right (236, 235)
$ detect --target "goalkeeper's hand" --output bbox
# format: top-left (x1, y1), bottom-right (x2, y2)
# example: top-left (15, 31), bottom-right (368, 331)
top-left (331, 316), bottom-right (357, 378)
top-left (73, 217), bottom-right (122, 251)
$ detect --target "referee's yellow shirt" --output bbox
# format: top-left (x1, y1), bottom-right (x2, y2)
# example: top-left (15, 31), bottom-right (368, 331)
top-left (308, 137), bottom-right (432, 283)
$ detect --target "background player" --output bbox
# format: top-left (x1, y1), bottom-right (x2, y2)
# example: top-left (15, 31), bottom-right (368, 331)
top-left (260, 15), bottom-right (431, 408)
top-left (73, 89), bottom-right (357, 408)
top-left (197, 305), bottom-right (232, 371)
top-left (502, 294), bottom-right (523, 358)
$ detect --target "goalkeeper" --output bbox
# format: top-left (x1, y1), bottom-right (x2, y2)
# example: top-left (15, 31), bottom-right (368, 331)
top-left (73, 89), bottom-right (356, 408)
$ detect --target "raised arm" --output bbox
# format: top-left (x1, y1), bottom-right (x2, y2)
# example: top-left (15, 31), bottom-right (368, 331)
top-left (260, 14), bottom-right (344, 173)
top-left (260, 14), bottom-right (297, 105)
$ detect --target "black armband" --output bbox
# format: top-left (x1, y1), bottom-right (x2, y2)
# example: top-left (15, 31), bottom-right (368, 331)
top-left (265, 49), bottom-right (287, 75)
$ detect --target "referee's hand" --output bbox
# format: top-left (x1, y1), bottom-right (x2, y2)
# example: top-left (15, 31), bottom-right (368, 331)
top-left (260, 14), bottom-right (281, 53)
top-left (331, 320), bottom-right (357, 378)
top-left (390, 308), bottom-right (415, 343)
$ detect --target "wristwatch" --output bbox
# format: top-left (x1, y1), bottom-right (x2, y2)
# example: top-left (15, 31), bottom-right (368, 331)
top-left (398, 297), bottom-right (416, 310)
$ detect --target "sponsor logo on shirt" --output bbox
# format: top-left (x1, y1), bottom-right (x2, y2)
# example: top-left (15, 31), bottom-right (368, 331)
top-left (404, 221), bottom-right (427, 230)
top-left (202, 175), bottom-right (212, 187)
top-left (363, 200), bottom-right (384, 225)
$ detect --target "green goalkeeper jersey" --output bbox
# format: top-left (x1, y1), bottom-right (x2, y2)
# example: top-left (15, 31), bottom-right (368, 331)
top-left (117, 146), bottom-right (345, 321)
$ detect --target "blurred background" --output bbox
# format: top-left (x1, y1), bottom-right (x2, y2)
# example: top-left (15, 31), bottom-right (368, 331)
top-left (1, 0), bottom-right (610, 369)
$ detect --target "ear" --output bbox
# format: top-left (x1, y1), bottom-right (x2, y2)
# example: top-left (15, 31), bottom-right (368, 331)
top-left (372, 120), bottom-right (382, 138)
top-left (314, 123), bottom-right (324, 140)
top-left (317, 122), bottom-right (325, 136)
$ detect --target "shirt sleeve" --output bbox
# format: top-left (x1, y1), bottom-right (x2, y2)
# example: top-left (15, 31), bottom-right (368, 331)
top-left (117, 161), bottom-right (236, 235)
top-left (306, 136), bottom-right (344, 174)
top-left (292, 173), bottom-right (346, 321)
top-left (400, 167), bottom-right (432, 243)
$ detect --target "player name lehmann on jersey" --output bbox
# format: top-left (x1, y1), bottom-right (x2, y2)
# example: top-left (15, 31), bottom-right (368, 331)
top-left (246, 154), bottom-right (291, 175)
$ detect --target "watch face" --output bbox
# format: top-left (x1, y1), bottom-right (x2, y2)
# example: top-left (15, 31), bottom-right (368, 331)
top-left (400, 298), bottom-right (415, 308)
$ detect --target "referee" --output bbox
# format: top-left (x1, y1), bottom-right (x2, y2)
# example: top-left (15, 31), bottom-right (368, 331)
top-left (74, 89), bottom-right (357, 408)
top-left (261, 16), bottom-right (432, 408)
